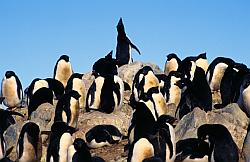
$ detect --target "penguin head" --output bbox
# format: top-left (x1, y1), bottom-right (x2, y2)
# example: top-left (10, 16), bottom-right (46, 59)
top-left (67, 90), bottom-right (81, 100)
top-left (73, 138), bottom-right (88, 151)
top-left (59, 55), bottom-right (70, 62)
top-left (166, 53), bottom-right (179, 61)
top-left (140, 87), bottom-right (160, 102)
top-left (92, 51), bottom-right (118, 77)
top-left (51, 121), bottom-right (77, 135)
top-left (20, 122), bottom-right (40, 139)
top-left (5, 71), bottom-right (16, 79)
top-left (156, 115), bottom-right (177, 127)
top-left (197, 52), bottom-right (207, 59)
top-left (117, 17), bottom-right (125, 33)
top-left (141, 66), bottom-right (154, 76)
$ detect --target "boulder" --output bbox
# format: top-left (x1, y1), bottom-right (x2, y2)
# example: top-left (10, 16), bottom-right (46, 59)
top-left (175, 103), bottom-right (249, 149)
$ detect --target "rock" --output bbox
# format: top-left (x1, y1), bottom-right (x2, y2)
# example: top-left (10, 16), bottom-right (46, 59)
top-left (118, 61), bottom-right (164, 88)
top-left (82, 71), bottom-right (95, 91)
top-left (76, 111), bottom-right (131, 140)
top-left (175, 103), bottom-right (250, 149)
top-left (30, 103), bottom-right (55, 131)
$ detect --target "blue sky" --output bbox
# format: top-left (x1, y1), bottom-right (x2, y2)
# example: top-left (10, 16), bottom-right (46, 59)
top-left (0, 1), bottom-right (249, 88)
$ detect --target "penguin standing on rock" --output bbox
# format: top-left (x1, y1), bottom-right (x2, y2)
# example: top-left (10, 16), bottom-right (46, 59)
top-left (53, 55), bottom-right (73, 88)
top-left (46, 121), bottom-right (77, 162)
top-left (16, 122), bottom-right (42, 162)
top-left (1, 70), bottom-right (23, 109)
top-left (197, 124), bottom-right (239, 162)
top-left (116, 18), bottom-right (141, 67)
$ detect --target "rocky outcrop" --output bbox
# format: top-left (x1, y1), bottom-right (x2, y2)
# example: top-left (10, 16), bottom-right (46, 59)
top-left (175, 103), bottom-right (249, 149)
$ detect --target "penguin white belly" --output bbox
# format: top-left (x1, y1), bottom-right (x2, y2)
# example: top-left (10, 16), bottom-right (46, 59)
top-left (87, 139), bottom-right (110, 149)
top-left (182, 155), bottom-right (209, 162)
top-left (69, 97), bottom-right (79, 128)
top-left (59, 133), bottom-right (73, 162)
top-left (72, 78), bottom-right (86, 109)
top-left (55, 61), bottom-right (72, 87)
top-left (209, 63), bottom-right (228, 91)
top-left (91, 77), bottom-right (105, 109)
top-left (131, 138), bottom-right (154, 162)
top-left (2, 79), bottom-right (20, 107)
top-left (67, 145), bottom-right (76, 162)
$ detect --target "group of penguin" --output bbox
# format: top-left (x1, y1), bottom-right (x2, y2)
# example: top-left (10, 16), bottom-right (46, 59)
top-left (0, 17), bottom-right (250, 162)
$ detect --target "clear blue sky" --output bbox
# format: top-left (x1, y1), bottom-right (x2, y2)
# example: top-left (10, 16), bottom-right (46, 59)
top-left (0, 1), bottom-right (249, 88)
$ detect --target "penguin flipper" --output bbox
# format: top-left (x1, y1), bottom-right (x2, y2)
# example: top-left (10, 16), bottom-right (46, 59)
top-left (130, 42), bottom-right (141, 55)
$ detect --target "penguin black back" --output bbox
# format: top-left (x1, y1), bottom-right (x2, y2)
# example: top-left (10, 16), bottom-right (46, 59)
top-left (197, 124), bottom-right (239, 162)
top-left (28, 87), bottom-right (54, 119)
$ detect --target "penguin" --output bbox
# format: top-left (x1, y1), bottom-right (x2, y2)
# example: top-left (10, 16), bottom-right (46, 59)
top-left (85, 124), bottom-right (124, 149)
top-left (197, 124), bottom-right (239, 162)
top-left (195, 52), bottom-right (209, 73)
top-left (16, 122), bottom-right (42, 162)
top-left (54, 90), bottom-right (80, 128)
top-left (175, 138), bottom-right (209, 162)
top-left (165, 71), bottom-right (185, 108)
top-left (164, 53), bottom-right (181, 76)
top-left (67, 138), bottom-right (92, 162)
top-left (53, 55), bottom-right (73, 88)
top-left (28, 87), bottom-right (54, 119)
top-left (237, 73), bottom-right (250, 117)
top-left (130, 66), bottom-right (159, 107)
top-left (46, 121), bottom-right (77, 162)
top-left (86, 75), bottom-right (124, 114)
top-left (1, 70), bottom-right (23, 108)
top-left (115, 18), bottom-right (141, 67)
top-left (92, 51), bottom-right (118, 77)
top-left (128, 115), bottom-right (176, 162)
top-left (0, 109), bottom-right (24, 160)
top-left (65, 73), bottom-right (86, 111)
top-left (242, 124), bottom-right (250, 162)
top-left (206, 57), bottom-right (235, 94)
top-left (128, 100), bottom-right (157, 146)
top-left (215, 62), bottom-right (249, 109)
top-left (128, 138), bottom-right (155, 162)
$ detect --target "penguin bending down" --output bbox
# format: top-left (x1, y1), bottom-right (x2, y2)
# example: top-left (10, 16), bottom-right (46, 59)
top-left (0, 109), bottom-right (24, 160)
top-left (86, 75), bottom-right (124, 114)
top-left (92, 50), bottom-right (118, 77)
top-left (130, 66), bottom-right (159, 107)
top-left (206, 57), bottom-right (235, 93)
top-left (115, 18), bottom-right (141, 67)
top-left (85, 124), bottom-right (124, 149)
top-left (46, 121), bottom-right (77, 162)
top-left (65, 73), bottom-right (86, 111)
top-left (54, 90), bottom-right (80, 128)
top-left (164, 53), bottom-right (181, 76)
top-left (53, 54), bottom-right (73, 88)
top-left (175, 138), bottom-right (209, 162)
top-left (16, 122), bottom-right (42, 162)
top-left (1, 70), bottom-right (23, 109)
top-left (197, 124), bottom-right (239, 162)
top-left (28, 87), bottom-right (54, 119)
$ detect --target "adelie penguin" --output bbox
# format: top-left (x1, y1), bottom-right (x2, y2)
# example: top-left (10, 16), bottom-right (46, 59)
top-left (197, 124), bottom-right (239, 162)
top-left (175, 138), bottom-right (209, 162)
top-left (86, 51), bottom-right (124, 114)
top-left (0, 108), bottom-right (24, 160)
top-left (116, 18), bottom-right (141, 67)
top-left (164, 53), bottom-right (181, 76)
top-left (46, 121), bottom-right (77, 162)
top-left (238, 73), bottom-right (250, 117)
top-left (1, 70), bottom-right (23, 109)
top-left (54, 90), bottom-right (81, 128)
top-left (16, 122), bottom-right (42, 162)
top-left (85, 124), bottom-right (124, 149)
top-left (65, 73), bottom-right (86, 111)
top-left (53, 54), bottom-right (73, 88)
top-left (67, 138), bottom-right (105, 162)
